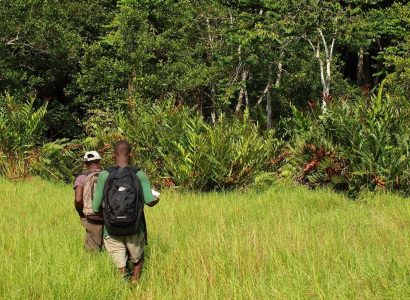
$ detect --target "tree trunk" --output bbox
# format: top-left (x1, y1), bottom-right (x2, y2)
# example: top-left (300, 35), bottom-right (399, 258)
top-left (275, 61), bottom-right (283, 90)
top-left (211, 83), bottom-right (216, 124)
top-left (357, 48), bottom-right (364, 86)
top-left (324, 56), bottom-right (332, 110)
top-left (307, 29), bottom-right (335, 112)
top-left (236, 68), bottom-right (249, 112)
top-left (235, 45), bottom-right (248, 113)
top-left (127, 69), bottom-right (136, 99)
top-left (265, 53), bottom-right (283, 130)
top-left (266, 63), bottom-right (273, 130)
top-left (206, 17), bottom-right (217, 123)
top-left (244, 69), bottom-right (249, 109)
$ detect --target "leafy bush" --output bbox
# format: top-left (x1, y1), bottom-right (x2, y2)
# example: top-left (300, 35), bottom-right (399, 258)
top-left (31, 137), bottom-right (114, 183)
top-left (45, 101), bottom-right (83, 139)
top-left (157, 112), bottom-right (281, 190)
top-left (0, 92), bottom-right (111, 182)
top-left (288, 85), bottom-right (410, 196)
top-left (30, 140), bottom-right (79, 182)
top-left (85, 98), bottom-right (284, 191)
top-left (0, 93), bottom-right (47, 178)
top-left (384, 37), bottom-right (410, 99)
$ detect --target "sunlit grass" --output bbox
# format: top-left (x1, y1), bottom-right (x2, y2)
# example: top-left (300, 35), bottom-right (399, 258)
top-left (1, 178), bottom-right (410, 299)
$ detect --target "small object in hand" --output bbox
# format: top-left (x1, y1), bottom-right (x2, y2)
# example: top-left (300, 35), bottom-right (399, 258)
top-left (151, 189), bottom-right (160, 198)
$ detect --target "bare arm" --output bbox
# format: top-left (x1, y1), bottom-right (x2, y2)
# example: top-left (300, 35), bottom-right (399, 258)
top-left (74, 186), bottom-right (85, 218)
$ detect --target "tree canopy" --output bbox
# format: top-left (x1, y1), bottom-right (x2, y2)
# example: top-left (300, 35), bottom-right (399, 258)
top-left (0, 0), bottom-right (409, 135)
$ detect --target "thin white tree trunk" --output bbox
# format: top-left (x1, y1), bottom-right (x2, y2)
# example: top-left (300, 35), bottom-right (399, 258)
top-left (211, 83), bottom-right (216, 124)
top-left (235, 45), bottom-right (249, 112)
top-left (244, 70), bottom-right (249, 109)
top-left (256, 84), bottom-right (268, 106)
top-left (307, 29), bottom-right (335, 112)
top-left (236, 68), bottom-right (249, 112)
top-left (266, 63), bottom-right (273, 130)
top-left (206, 17), bottom-right (217, 123)
top-left (357, 48), bottom-right (364, 85)
top-left (235, 45), bottom-right (242, 112)
top-left (275, 58), bottom-right (283, 90)
top-left (256, 51), bottom-right (284, 109)
top-left (266, 56), bottom-right (284, 129)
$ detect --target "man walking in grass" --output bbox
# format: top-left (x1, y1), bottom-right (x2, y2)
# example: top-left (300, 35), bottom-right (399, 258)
top-left (92, 140), bottom-right (159, 283)
top-left (74, 151), bottom-right (104, 251)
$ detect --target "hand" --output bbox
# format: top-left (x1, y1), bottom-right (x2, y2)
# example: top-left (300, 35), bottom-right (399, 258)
top-left (147, 199), bottom-right (159, 207)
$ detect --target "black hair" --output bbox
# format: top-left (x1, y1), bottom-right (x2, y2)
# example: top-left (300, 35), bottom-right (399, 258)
top-left (85, 159), bottom-right (101, 166)
top-left (114, 140), bottom-right (132, 155)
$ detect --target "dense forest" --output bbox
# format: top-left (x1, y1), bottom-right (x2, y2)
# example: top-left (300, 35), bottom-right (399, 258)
top-left (1, 0), bottom-right (409, 195)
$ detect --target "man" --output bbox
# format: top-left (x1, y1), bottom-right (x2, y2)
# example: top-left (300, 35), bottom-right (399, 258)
top-left (74, 151), bottom-right (104, 251)
top-left (92, 140), bottom-right (159, 283)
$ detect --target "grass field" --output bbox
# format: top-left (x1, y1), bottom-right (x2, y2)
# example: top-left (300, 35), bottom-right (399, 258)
top-left (1, 178), bottom-right (410, 299)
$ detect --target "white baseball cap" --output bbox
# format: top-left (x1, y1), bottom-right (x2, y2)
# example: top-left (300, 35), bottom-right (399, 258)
top-left (83, 151), bottom-right (102, 162)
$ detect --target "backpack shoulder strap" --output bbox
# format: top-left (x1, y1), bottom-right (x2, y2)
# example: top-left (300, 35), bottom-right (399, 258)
top-left (126, 166), bottom-right (140, 174)
top-left (87, 170), bottom-right (100, 177)
top-left (106, 166), bottom-right (119, 174)
top-left (83, 170), bottom-right (101, 176)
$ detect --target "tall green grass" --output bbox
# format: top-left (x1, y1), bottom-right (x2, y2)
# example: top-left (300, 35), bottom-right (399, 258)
top-left (1, 178), bottom-right (410, 299)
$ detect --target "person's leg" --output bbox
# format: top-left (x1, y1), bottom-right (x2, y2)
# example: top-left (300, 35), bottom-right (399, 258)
top-left (103, 235), bottom-right (128, 275)
top-left (81, 218), bottom-right (96, 251)
top-left (81, 219), bottom-right (103, 251)
top-left (131, 256), bottom-right (144, 282)
top-left (86, 220), bottom-right (103, 251)
top-left (125, 232), bottom-right (145, 283)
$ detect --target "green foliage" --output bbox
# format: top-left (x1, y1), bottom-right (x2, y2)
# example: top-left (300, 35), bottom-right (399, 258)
top-left (31, 136), bottom-right (116, 183)
top-left (0, 93), bottom-right (104, 182)
top-left (1, 0), bottom-right (409, 195)
top-left (157, 111), bottom-right (281, 190)
top-left (0, 93), bottom-right (47, 178)
top-left (288, 85), bottom-right (410, 196)
top-left (385, 35), bottom-right (410, 99)
top-left (85, 98), bottom-right (283, 191)
top-left (45, 101), bottom-right (83, 139)
top-left (30, 140), bottom-right (78, 182)
top-left (0, 0), bottom-right (115, 93)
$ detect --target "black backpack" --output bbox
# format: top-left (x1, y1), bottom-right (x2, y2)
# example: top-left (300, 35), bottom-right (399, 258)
top-left (102, 166), bottom-right (144, 236)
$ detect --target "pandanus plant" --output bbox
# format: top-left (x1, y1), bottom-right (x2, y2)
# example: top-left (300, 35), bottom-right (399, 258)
top-left (0, 93), bottom-right (47, 178)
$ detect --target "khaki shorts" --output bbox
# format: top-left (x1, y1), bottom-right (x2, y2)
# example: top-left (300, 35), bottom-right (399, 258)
top-left (104, 232), bottom-right (145, 268)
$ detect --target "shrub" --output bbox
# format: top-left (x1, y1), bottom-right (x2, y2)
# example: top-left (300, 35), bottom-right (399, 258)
top-left (85, 98), bottom-right (284, 191)
top-left (30, 140), bottom-right (79, 182)
top-left (0, 93), bottom-right (98, 182)
top-left (157, 111), bottom-right (281, 190)
top-left (0, 93), bottom-right (47, 178)
top-left (31, 137), bottom-right (114, 183)
top-left (288, 85), bottom-right (410, 196)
